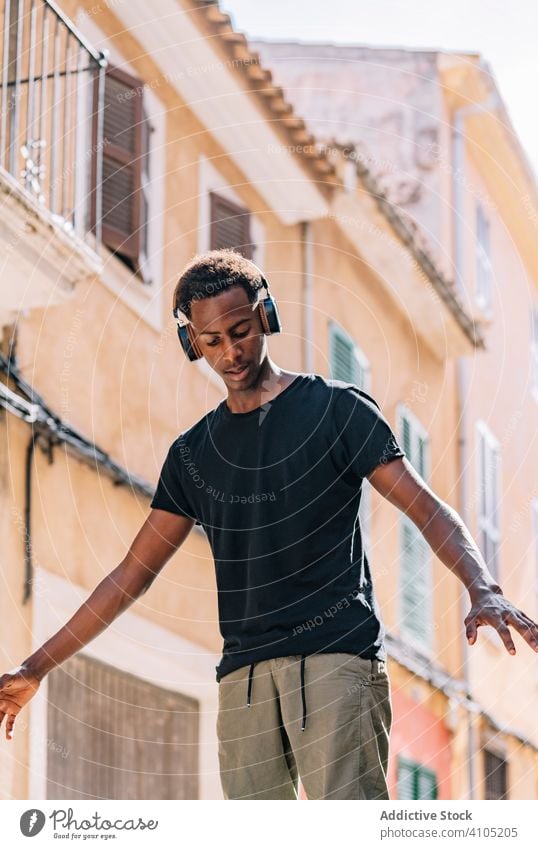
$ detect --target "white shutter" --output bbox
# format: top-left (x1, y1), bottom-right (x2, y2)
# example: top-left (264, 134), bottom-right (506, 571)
top-left (477, 422), bottom-right (501, 581)
top-left (532, 306), bottom-right (538, 397)
top-left (397, 759), bottom-right (415, 800)
top-left (533, 499), bottom-right (538, 621)
top-left (476, 204), bottom-right (492, 311)
top-left (398, 406), bottom-right (432, 648)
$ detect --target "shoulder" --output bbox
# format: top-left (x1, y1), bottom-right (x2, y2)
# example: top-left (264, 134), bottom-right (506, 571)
top-left (305, 373), bottom-right (382, 412)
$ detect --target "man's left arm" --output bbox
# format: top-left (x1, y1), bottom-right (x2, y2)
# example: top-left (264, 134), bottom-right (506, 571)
top-left (366, 456), bottom-right (538, 656)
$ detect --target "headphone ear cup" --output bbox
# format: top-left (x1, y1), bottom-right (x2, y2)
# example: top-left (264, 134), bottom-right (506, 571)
top-left (258, 295), bottom-right (282, 335)
top-left (177, 323), bottom-right (203, 361)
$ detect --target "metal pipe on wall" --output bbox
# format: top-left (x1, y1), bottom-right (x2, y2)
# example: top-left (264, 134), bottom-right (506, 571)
top-left (301, 220), bottom-right (314, 373)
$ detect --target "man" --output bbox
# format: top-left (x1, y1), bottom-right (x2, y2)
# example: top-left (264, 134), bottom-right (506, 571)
top-left (1, 249), bottom-right (537, 801)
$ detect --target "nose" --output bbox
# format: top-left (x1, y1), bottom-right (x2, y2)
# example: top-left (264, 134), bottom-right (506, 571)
top-left (221, 336), bottom-right (243, 369)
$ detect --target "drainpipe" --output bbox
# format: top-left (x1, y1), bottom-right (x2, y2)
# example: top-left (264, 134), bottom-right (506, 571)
top-left (451, 90), bottom-right (500, 800)
top-left (301, 220), bottom-right (314, 373)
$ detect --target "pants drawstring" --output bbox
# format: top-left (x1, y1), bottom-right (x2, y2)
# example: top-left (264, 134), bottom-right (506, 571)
top-left (300, 654), bottom-right (307, 732)
top-left (246, 662), bottom-right (255, 706)
top-left (245, 656), bottom-right (308, 731)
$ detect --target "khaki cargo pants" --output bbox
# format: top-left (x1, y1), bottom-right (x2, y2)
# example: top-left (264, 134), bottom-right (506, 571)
top-left (216, 652), bottom-right (392, 800)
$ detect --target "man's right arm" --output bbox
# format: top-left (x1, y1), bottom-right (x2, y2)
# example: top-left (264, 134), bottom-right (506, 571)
top-left (0, 510), bottom-right (194, 739)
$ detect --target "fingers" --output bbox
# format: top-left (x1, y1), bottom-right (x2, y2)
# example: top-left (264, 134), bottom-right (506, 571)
top-left (6, 713), bottom-right (15, 740)
top-left (0, 699), bottom-right (20, 741)
top-left (0, 709), bottom-right (15, 741)
top-left (465, 618), bottom-right (478, 645)
top-left (496, 622), bottom-right (516, 655)
top-left (507, 612), bottom-right (538, 652)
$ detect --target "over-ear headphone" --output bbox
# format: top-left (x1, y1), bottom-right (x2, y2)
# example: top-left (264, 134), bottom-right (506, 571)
top-left (173, 269), bottom-right (282, 362)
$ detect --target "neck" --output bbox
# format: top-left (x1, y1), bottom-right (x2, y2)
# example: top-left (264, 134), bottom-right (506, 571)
top-left (225, 360), bottom-right (296, 414)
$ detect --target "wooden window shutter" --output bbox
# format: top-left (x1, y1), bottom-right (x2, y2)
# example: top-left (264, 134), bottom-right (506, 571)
top-left (90, 64), bottom-right (151, 278)
top-left (46, 654), bottom-right (199, 799)
top-left (209, 191), bottom-right (254, 258)
top-left (484, 750), bottom-right (508, 799)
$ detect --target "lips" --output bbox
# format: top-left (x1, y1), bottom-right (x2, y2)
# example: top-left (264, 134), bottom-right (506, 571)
top-left (225, 364), bottom-right (249, 378)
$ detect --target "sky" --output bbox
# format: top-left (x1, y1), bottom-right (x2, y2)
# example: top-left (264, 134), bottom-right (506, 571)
top-left (221, 0), bottom-right (538, 179)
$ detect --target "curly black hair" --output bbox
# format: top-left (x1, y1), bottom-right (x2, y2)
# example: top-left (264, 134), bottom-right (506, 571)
top-left (174, 249), bottom-right (265, 321)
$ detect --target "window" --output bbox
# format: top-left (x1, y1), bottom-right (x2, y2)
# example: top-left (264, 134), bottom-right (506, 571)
top-left (329, 323), bottom-right (373, 551)
top-left (531, 305), bottom-right (538, 400)
top-left (397, 756), bottom-right (438, 799)
top-left (476, 422), bottom-right (501, 582)
top-left (531, 498), bottom-right (538, 621)
top-left (476, 204), bottom-right (492, 312)
top-left (209, 191), bottom-right (254, 258)
top-left (47, 654), bottom-right (199, 799)
top-left (329, 322), bottom-right (370, 388)
top-left (90, 64), bottom-right (153, 282)
top-left (484, 750), bottom-right (508, 800)
top-left (397, 405), bottom-right (432, 649)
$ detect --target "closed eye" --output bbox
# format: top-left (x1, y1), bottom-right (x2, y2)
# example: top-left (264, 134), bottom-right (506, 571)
top-left (206, 328), bottom-right (250, 347)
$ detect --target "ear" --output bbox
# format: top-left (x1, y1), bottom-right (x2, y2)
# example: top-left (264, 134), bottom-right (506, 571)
top-left (257, 300), bottom-right (271, 335)
top-left (186, 323), bottom-right (204, 359)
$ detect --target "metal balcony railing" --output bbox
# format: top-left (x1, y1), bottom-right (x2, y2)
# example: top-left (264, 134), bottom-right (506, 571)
top-left (0, 0), bottom-right (107, 247)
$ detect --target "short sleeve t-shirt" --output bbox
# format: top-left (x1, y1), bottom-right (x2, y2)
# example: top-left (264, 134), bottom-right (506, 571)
top-left (150, 373), bottom-right (405, 681)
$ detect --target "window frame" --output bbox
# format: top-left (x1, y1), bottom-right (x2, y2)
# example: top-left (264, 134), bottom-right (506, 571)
top-left (89, 62), bottom-right (152, 282)
top-left (74, 10), bottom-right (164, 330)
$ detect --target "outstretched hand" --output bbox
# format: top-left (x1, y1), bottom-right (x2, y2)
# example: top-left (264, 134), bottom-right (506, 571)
top-left (465, 590), bottom-right (538, 655)
top-left (0, 667), bottom-right (41, 740)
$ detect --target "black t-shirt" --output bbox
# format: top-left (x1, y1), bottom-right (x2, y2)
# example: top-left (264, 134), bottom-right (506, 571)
top-left (150, 373), bottom-right (405, 681)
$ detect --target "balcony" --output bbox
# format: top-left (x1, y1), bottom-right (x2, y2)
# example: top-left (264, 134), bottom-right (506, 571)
top-left (0, 0), bottom-right (107, 320)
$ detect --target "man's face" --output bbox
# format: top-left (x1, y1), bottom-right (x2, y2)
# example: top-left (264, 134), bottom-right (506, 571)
top-left (189, 285), bottom-right (266, 390)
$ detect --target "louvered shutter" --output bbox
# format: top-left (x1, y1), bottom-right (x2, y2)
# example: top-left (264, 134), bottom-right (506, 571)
top-left (46, 654), bottom-right (199, 800)
top-left (137, 105), bottom-right (153, 283)
top-left (400, 518), bottom-right (431, 644)
top-left (397, 758), bottom-right (416, 799)
top-left (476, 204), bottom-right (491, 309)
top-left (91, 65), bottom-right (150, 274)
top-left (484, 750), bottom-right (508, 799)
top-left (330, 324), bottom-right (358, 383)
top-left (398, 757), bottom-right (438, 799)
top-left (399, 407), bottom-right (432, 647)
top-left (209, 191), bottom-right (253, 258)
top-left (532, 306), bottom-right (538, 395)
top-left (477, 426), bottom-right (501, 580)
top-left (417, 767), bottom-right (438, 799)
